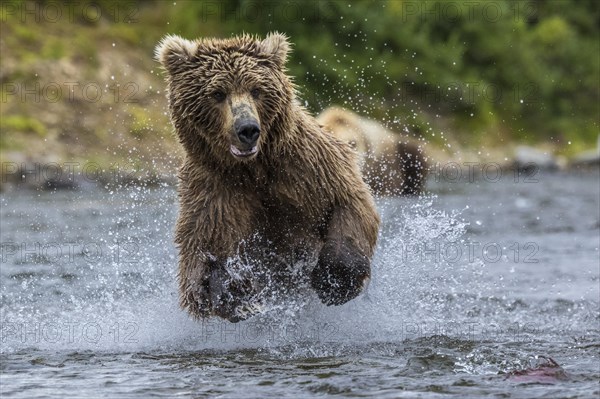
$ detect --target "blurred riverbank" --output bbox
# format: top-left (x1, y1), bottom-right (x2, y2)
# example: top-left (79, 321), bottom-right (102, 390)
top-left (1, 0), bottom-right (598, 191)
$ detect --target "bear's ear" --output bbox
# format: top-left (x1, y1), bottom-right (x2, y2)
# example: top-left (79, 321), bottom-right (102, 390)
top-left (260, 32), bottom-right (290, 67)
top-left (155, 34), bottom-right (198, 75)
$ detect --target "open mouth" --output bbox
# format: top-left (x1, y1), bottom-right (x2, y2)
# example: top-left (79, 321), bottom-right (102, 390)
top-left (230, 145), bottom-right (258, 158)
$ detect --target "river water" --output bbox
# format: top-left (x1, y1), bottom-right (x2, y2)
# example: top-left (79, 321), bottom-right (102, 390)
top-left (1, 170), bottom-right (598, 398)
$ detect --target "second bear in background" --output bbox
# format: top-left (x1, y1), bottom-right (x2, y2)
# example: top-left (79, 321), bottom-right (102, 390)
top-left (318, 107), bottom-right (427, 196)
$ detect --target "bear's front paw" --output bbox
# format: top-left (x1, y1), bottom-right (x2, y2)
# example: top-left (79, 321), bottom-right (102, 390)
top-left (209, 265), bottom-right (262, 322)
top-left (311, 238), bottom-right (370, 306)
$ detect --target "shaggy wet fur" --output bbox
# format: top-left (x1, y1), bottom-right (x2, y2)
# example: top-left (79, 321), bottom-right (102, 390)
top-left (317, 107), bottom-right (428, 196)
top-left (156, 33), bottom-right (380, 322)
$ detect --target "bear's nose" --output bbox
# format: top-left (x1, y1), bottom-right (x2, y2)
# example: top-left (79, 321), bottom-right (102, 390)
top-left (236, 121), bottom-right (260, 145)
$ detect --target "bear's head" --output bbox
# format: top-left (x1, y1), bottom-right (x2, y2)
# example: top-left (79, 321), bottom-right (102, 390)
top-left (317, 107), bottom-right (368, 154)
top-left (156, 33), bottom-right (293, 163)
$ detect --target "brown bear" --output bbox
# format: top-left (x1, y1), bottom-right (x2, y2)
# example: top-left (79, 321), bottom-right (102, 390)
top-left (317, 107), bottom-right (427, 196)
top-left (155, 33), bottom-right (380, 322)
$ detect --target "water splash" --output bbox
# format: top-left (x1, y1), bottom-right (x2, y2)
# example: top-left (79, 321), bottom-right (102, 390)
top-left (1, 191), bottom-right (461, 355)
top-left (1, 187), bottom-right (596, 358)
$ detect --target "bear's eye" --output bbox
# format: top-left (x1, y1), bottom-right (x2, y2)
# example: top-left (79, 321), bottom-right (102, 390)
top-left (212, 90), bottom-right (226, 102)
top-left (250, 88), bottom-right (260, 99)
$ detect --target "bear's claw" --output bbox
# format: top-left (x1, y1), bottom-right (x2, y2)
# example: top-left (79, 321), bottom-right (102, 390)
top-left (208, 264), bottom-right (263, 322)
top-left (233, 302), bottom-right (265, 321)
top-left (311, 238), bottom-right (370, 306)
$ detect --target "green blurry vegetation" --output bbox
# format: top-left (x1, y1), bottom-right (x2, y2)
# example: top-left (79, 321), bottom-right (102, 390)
top-left (0, 115), bottom-right (46, 136)
top-left (128, 104), bottom-right (153, 138)
top-left (170, 0), bottom-right (597, 152)
top-left (1, 0), bottom-right (598, 165)
top-left (0, 115), bottom-right (45, 151)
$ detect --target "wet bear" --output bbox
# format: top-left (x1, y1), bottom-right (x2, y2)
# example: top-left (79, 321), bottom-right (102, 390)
top-left (156, 33), bottom-right (380, 322)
